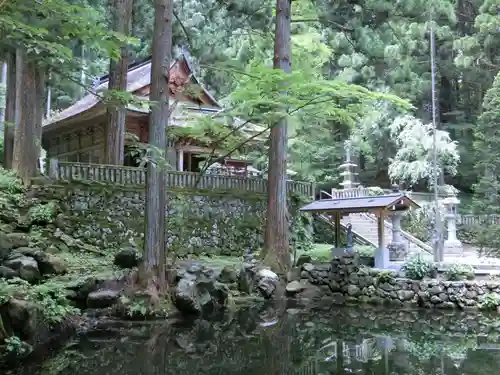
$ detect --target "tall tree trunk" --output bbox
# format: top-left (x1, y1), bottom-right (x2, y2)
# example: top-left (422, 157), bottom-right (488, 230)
top-left (12, 51), bottom-right (44, 183)
top-left (105, 0), bottom-right (133, 165)
top-left (263, 0), bottom-right (292, 274)
top-left (46, 73), bottom-right (51, 119)
top-left (34, 67), bottom-right (45, 173)
top-left (12, 49), bottom-right (24, 174)
top-left (3, 54), bottom-right (14, 169)
top-left (139, 0), bottom-right (172, 295)
top-left (0, 62), bottom-right (6, 137)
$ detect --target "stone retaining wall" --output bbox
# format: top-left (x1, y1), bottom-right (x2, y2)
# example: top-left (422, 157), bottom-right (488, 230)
top-left (306, 306), bottom-right (500, 336)
top-left (299, 254), bottom-right (500, 309)
top-left (33, 183), bottom-right (312, 257)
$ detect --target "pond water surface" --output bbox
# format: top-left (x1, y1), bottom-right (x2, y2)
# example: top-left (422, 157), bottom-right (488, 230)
top-left (9, 305), bottom-right (500, 375)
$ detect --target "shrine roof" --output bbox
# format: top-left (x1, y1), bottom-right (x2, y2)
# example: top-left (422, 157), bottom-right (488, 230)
top-left (299, 193), bottom-right (420, 214)
top-left (43, 53), bottom-right (220, 132)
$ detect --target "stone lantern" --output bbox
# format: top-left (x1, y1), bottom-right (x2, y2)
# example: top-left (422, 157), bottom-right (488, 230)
top-left (388, 184), bottom-right (408, 261)
top-left (442, 192), bottom-right (463, 255)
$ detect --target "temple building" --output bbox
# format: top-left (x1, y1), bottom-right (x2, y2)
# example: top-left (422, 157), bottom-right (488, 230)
top-left (42, 54), bottom-right (262, 175)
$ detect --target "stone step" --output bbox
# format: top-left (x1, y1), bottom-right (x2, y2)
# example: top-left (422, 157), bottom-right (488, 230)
top-left (343, 214), bottom-right (430, 257)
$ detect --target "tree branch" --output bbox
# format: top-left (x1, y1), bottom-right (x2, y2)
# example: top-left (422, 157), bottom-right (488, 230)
top-left (291, 18), bottom-right (354, 32)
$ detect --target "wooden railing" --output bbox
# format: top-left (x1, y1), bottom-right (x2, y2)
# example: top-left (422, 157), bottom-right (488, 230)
top-left (48, 160), bottom-right (315, 197)
top-left (457, 214), bottom-right (500, 226)
top-left (328, 187), bottom-right (445, 202)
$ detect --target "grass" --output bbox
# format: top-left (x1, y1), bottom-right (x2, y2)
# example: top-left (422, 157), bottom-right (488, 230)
top-left (51, 243), bottom-right (335, 281)
top-left (194, 244), bottom-right (335, 268)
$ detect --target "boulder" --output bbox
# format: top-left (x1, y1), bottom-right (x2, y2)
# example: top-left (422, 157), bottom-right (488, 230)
top-left (174, 279), bottom-right (199, 314)
top-left (218, 265), bottom-right (238, 284)
top-left (6, 299), bottom-right (43, 339)
top-left (256, 269), bottom-right (279, 299)
top-left (286, 280), bottom-right (308, 294)
top-left (114, 247), bottom-right (141, 269)
top-left (237, 262), bottom-right (281, 299)
top-left (4, 256), bottom-right (41, 282)
top-left (66, 277), bottom-right (99, 302)
top-left (296, 254), bottom-right (312, 267)
top-left (258, 278), bottom-right (277, 299)
top-left (35, 252), bottom-right (68, 275)
top-left (86, 289), bottom-right (121, 309)
top-left (6, 233), bottom-right (30, 248)
top-left (174, 274), bottom-right (229, 315)
top-left (238, 262), bottom-right (258, 294)
top-left (0, 204), bottom-right (20, 225)
top-left (15, 247), bottom-right (38, 257)
top-left (258, 269), bottom-right (279, 280)
top-left (0, 265), bottom-right (17, 279)
top-left (0, 233), bottom-right (14, 260)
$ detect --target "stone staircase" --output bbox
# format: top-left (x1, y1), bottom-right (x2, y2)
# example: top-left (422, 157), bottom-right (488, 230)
top-left (341, 213), bottom-right (433, 258)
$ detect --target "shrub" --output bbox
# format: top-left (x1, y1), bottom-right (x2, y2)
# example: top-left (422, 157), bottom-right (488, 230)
top-left (457, 224), bottom-right (480, 244)
top-left (0, 167), bottom-right (24, 194)
top-left (356, 245), bottom-right (375, 258)
top-left (0, 278), bottom-right (79, 324)
top-left (403, 255), bottom-right (437, 280)
top-left (478, 293), bottom-right (500, 311)
top-left (444, 263), bottom-right (475, 281)
top-left (376, 270), bottom-right (394, 284)
top-left (401, 201), bottom-right (447, 243)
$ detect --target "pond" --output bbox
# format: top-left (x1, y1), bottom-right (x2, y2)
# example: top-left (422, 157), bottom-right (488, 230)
top-left (9, 304), bottom-right (500, 375)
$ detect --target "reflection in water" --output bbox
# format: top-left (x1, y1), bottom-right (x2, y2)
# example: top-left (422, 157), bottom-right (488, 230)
top-left (10, 305), bottom-right (500, 375)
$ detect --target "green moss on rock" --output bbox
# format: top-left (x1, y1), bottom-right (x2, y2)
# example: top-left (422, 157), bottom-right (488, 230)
top-left (32, 183), bottom-right (313, 257)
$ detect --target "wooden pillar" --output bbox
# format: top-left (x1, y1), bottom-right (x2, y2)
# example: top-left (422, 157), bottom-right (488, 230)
top-left (48, 158), bottom-right (59, 179)
top-left (177, 149), bottom-right (183, 171)
top-left (375, 210), bottom-right (389, 269)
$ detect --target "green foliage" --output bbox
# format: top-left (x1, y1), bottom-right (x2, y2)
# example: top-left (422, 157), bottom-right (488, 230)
top-left (478, 293), bottom-right (500, 311)
top-left (119, 296), bottom-right (148, 317)
top-left (401, 206), bottom-right (433, 243)
top-left (117, 295), bottom-right (171, 319)
top-left (403, 256), bottom-right (437, 280)
top-left (28, 201), bottom-right (59, 225)
top-left (1, 0), bottom-right (131, 62)
top-left (0, 168), bottom-right (24, 195)
top-left (356, 245), bottom-right (375, 258)
top-left (290, 213), bottom-right (314, 254)
top-left (312, 215), bottom-right (342, 245)
top-left (366, 187), bottom-right (384, 196)
top-left (444, 263), bottom-right (475, 281)
top-left (13, 0), bottom-right (497, 199)
top-left (456, 223), bottom-right (480, 244)
top-left (3, 335), bottom-right (31, 355)
top-left (471, 72), bottom-right (500, 256)
top-left (387, 116), bottom-right (460, 187)
top-left (289, 193), bottom-right (314, 254)
top-left (376, 270), bottom-right (394, 284)
top-left (0, 278), bottom-right (79, 324)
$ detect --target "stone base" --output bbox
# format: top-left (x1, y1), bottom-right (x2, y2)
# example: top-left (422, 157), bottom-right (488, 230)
top-left (388, 243), bottom-right (408, 261)
top-left (443, 240), bottom-right (463, 256)
top-left (374, 247), bottom-right (390, 269)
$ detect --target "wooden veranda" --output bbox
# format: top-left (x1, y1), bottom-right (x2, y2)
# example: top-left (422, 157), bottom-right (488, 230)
top-left (300, 193), bottom-right (420, 268)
